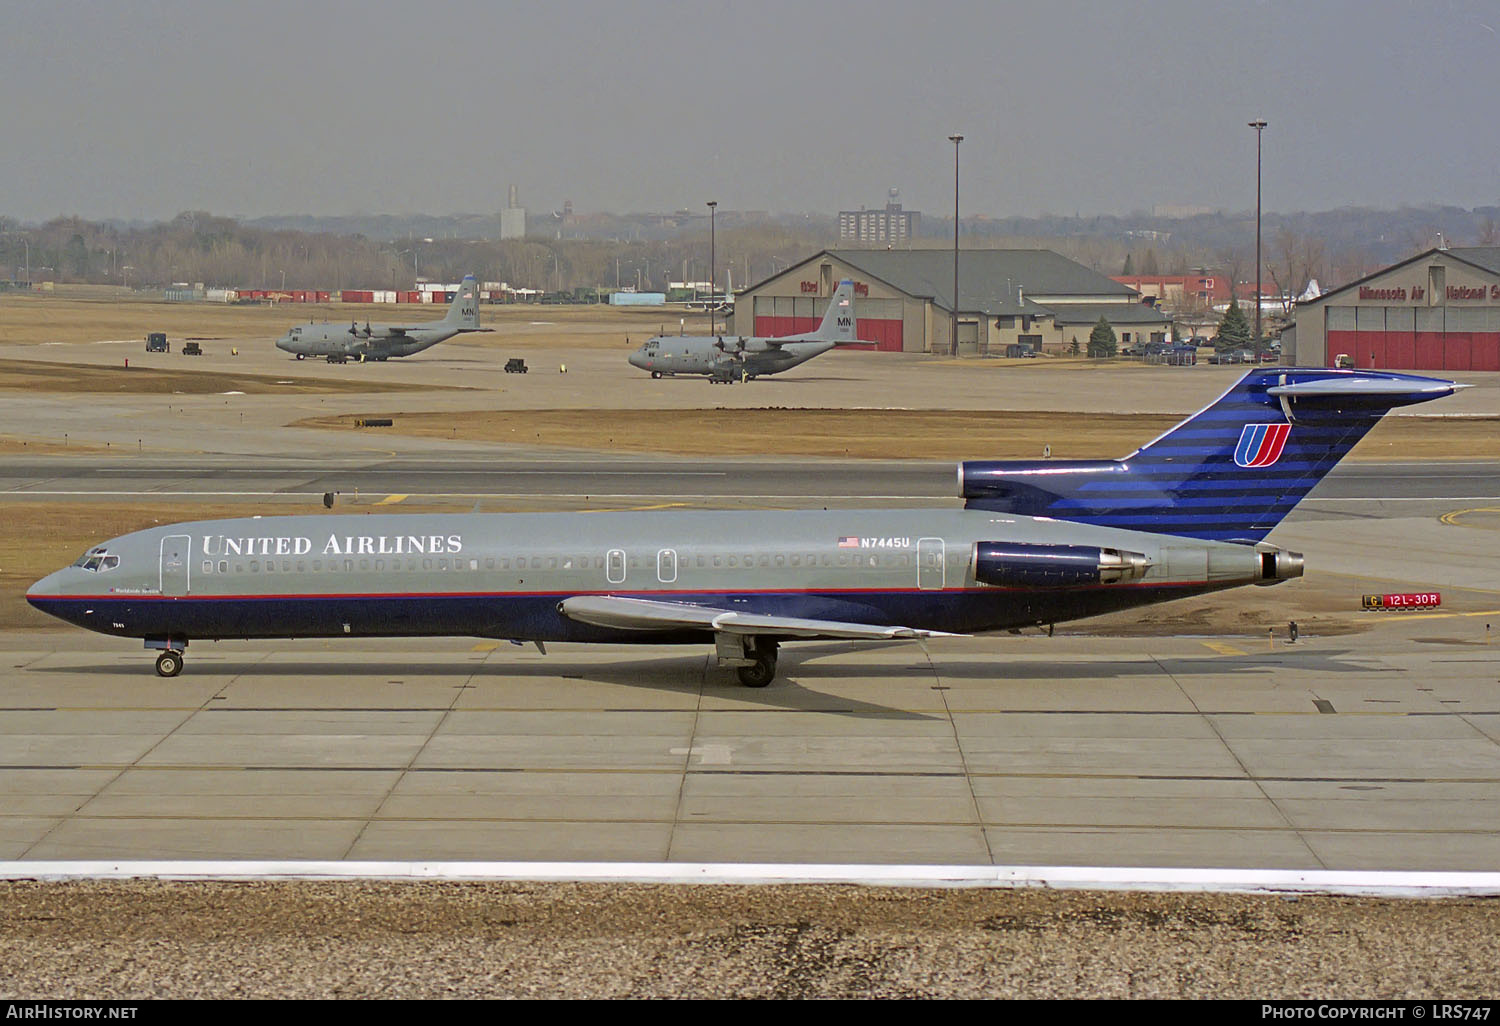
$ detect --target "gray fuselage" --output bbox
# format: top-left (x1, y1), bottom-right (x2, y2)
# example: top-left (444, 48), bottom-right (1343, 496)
top-left (27, 507), bottom-right (1275, 645)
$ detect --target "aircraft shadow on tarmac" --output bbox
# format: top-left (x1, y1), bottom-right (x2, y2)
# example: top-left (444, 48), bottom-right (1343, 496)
top-left (791, 646), bottom-right (1377, 682)
top-left (28, 651), bottom-right (938, 720)
top-left (26, 647), bottom-right (1376, 690)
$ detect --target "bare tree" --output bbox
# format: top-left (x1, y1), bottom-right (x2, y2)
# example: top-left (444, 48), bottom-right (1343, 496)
top-left (1266, 227), bottom-right (1327, 314)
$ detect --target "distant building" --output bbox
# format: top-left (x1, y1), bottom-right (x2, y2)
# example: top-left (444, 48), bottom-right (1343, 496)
top-left (734, 248), bottom-right (1167, 355)
top-left (1292, 246), bottom-right (1500, 370)
top-left (1114, 272), bottom-right (1226, 308)
top-left (1113, 272), bottom-right (1276, 312)
top-left (500, 185), bottom-right (526, 240)
top-left (838, 189), bottom-right (920, 246)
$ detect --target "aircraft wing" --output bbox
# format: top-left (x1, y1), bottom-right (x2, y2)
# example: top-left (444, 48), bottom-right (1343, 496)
top-left (558, 595), bottom-right (959, 640)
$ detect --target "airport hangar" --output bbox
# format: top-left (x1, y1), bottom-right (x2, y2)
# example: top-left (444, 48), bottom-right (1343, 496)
top-left (730, 248), bottom-right (1171, 356)
top-left (1289, 246), bottom-right (1500, 371)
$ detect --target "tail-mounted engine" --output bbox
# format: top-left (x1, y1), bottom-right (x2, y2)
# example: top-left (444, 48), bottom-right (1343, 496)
top-left (974, 542), bottom-right (1152, 588)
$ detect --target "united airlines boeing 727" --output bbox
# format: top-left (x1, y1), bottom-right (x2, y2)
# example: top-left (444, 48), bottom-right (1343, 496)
top-left (28, 368), bottom-right (1460, 686)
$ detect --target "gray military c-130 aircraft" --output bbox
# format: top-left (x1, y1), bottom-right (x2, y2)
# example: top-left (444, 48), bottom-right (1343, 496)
top-left (275, 275), bottom-right (489, 363)
top-left (28, 368), bottom-right (1461, 686)
top-left (628, 279), bottom-right (859, 382)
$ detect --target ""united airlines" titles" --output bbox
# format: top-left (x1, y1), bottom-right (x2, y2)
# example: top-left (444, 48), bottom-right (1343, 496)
top-left (202, 534), bottom-right (464, 557)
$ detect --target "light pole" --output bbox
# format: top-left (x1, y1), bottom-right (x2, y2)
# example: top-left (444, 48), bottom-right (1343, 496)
top-left (707, 200), bottom-right (717, 336)
top-left (1249, 118), bottom-right (1267, 353)
top-left (948, 134), bottom-right (963, 356)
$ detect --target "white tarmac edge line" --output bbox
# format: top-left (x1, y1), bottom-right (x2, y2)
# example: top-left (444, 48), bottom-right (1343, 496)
top-left (3, 862), bottom-right (1500, 897)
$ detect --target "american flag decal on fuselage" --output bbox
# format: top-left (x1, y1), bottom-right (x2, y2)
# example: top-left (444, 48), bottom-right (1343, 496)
top-left (1234, 423), bottom-right (1291, 468)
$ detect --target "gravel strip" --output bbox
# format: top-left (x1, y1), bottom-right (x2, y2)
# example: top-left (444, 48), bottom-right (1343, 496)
top-left (1, 881), bottom-right (1497, 999)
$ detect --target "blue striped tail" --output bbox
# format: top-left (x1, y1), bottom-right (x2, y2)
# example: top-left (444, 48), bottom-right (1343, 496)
top-left (960, 368), bottom-right (1461, 543)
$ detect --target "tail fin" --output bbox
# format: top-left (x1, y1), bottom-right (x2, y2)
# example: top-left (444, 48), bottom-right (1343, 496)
top-left (442, 274), bottom-right (481, 329)
top-left (960, 368), bottom-right (1462, 543)
top-left (808, 280), bottom-right (858, 344)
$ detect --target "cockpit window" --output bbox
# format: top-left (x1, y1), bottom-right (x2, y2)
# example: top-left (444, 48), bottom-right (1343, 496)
top-left (72, 548), bottom-right (119, 573)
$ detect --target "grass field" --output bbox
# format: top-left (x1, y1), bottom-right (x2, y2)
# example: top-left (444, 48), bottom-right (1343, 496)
top-left (295, 407), bottom-right (1500, 461)
top-left (0, 290), bottom-right (689, 348)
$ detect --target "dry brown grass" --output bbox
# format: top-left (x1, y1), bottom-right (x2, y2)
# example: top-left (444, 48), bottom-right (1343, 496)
top-left (0, 358), bottom-right (442, 395)
top-left (0, 292), bottom-right (684, 348)
top-left (295, 407), bottom-right (1500, 462)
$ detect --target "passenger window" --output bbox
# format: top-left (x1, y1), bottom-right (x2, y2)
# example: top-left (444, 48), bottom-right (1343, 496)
top-left (202, 561), bottom-right (213, 574)
top-left (219, 561), bottom-right (228, 574)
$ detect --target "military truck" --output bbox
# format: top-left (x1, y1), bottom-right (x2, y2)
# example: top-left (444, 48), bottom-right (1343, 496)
top-left (145, 332), bottom-right (169, 353)
top-left (181, 342), bottom-right (202, 356)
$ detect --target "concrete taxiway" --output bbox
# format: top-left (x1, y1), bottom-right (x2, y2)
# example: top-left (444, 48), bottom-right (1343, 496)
top-left (2, 615), bottom-right (1498, 870)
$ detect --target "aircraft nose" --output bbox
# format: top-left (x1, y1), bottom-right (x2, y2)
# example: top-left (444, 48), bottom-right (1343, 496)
top-left (628, 351), bottom-right (647, 369)
top-left (26, 568), bottom-right (72, 608)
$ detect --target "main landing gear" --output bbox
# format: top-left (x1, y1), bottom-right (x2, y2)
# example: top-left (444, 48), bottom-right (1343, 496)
top-left (726, 636), bottom-right (786, 684)
top-left (155, 649), bottom-right (183, 678)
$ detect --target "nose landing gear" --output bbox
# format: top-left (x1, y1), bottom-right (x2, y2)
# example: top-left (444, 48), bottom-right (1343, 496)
top-left (154, 649), bottom-right (183, 677)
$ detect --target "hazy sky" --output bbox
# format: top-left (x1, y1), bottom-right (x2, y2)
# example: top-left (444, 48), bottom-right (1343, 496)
top-left (6, 0), bottom-right (1500, 223)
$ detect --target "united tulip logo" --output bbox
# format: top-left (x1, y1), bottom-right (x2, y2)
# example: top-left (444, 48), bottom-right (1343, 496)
top-left (1234, 424), bottom-right (1291, 468)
